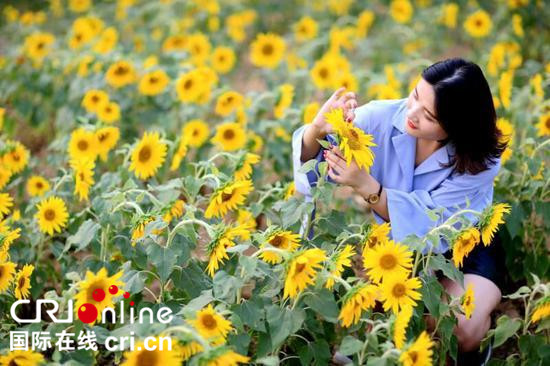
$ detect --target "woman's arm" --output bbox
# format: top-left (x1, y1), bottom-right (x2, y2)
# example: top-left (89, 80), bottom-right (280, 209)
top-left (355, 174), bottom-right (390, 221)
top-left (300, 124), bottom-right (326, 162)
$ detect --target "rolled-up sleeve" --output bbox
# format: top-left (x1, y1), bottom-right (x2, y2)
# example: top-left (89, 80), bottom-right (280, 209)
top-left (291, 124), bottom-right (337, 199)
top-left (385, 160), bottom-right (501, 252)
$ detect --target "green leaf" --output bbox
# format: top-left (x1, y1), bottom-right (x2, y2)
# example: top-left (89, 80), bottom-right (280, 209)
top-left (146, 244), bottom-right (177, 283)
top-left (298, 159), bottom-right (317, 174)
top-left (316, 138), bottom-right (331, 149)
top-left (303, 289), bottom-right (339, 323)
top-left (339, 336), bottom-right (363, 356)
top-left (255, 356), bottom-right (280, 366)
top-left (232, 298), bottom-right (266, 332)
top-left (491, 315), bottom-right (522, 348)
top-left (420, 275), bottom-right (443, 318)
top-left (61, 219), bottom-right (100, 257)
top-left (429, 254), bottom-right (464, 287)
top-left (266, 305), bottom-right (305, 349)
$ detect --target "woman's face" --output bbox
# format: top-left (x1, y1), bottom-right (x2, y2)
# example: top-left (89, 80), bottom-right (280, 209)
top-left (405, 77), bottom-right (448, 141)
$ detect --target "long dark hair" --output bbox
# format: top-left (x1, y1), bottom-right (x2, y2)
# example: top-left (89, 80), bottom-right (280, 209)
top-left (421, 58), bottom-right (507, 175)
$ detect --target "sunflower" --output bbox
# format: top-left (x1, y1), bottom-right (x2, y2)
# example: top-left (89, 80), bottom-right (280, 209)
top-left (105, 60), bottom-right (137, 88)
top-left (333, 72), bottom-right (359, 93)
top-left (362, 222), bottom-right (391, 250)
top-left (70, 158), bottom-right (95, 202)
top-left (236, 209), bottom-right (257, 237)
top-left (274, 83), bottom-right (294, 119)
top-left (93, 27), bottom-right (118, 54)
top-left (499, 69), bottom-right (514, 109)
top-left (284, 182), bottom-right (295, 200)
top-left (211, 122), bottom-right (247, 151)
top-left (75, 267), bottom-right (124, 323)
top-left (14, 264), bottom-right (34, 300)
top-left (326, 244), bottom-right (355, 290)
top-left (283, 248), bottom-right (327, 299)
top-left (303, 101), bottom-right (320, 124)
top-left (138, 69), bottom-right (170, 96)
top-left (2, 141), bottom-right (30, 174)
top-left (163, 199), bottom-right (185, 223)
top-left (452, 227), bottom-right (481, 267)
top-left (97, 101), bottom-right (121, 123)
top-left (131, 217), bottom-right (155, 245)
top-left (184, 33), bottom-right (211, 65)
top-left (531, 299), bottom-right (550, 323)
top-left (215, 91), bottom-right (244, 117)
top-left (204, 179), bottom-right (253, 219)
top-left (0, 350), bottom-right (45, 366)
top-left (202, 347), bottom-right (250, 366)
top-left (394, 305), bottom-right (413, 349)
top-left (0, 193), bottom-right (13, 218)
top-left (497, 118), bottom-right (514, 163)
top-left (536, 112), bottom-right (550, 137)
top-left (249, 32), bottom-right (286, 69)
top-left (121, 336), bottom-right (182, 366)
top-left (363, 240), bottom-right (413, 284)
top-left (68, 128), bottom-right (99, 162)
top-left (379, 274), bottom-right (422, 314)
top-left (0, 220), bottom-right (21, 254)
top-left (338, 283), bottom-right (379, 327)
top-left (310, 58), bottom-right (336, 90)
top-left (294, 16), bottom-right (318, 42)
top-left (81, 89), bottom-right (109, 114)
top-left (162, 35), bottom-right (187, 52)
top-left (325, 108), bottom-right (376, 171)
top-left (390, 0), bottom-right (414, 24)
top-left (182, 119), bottom-right (210, 147)
top-left (207, 224), bottom-right (250, 277)
top-left (462, 283), bottom-right (476, 320)
top-left (35, 196), bottom-right (69, 236)
top-left (180, 340), bottom-right (204, 361)
top-left (210, 46), bottom-right (236, 74)
top-left (259, 229), bottom-right (301, 264)
top-left (95, 126), bottom-right (120, 161)
top-left (464, 9), bottom-right (493, 38)
top-left (234, 153), bottom-right (261, 181)
top-left (69, 0), bottom-right (91, 13)
top-left (0, 164), bottom-right (11, 190)
top-left (23, 32), bottom-right (55, 62)
top-left (26, 176), bottom-right (49, 198)
top-left (399, 331), bottom-right (434, 366)
top-left (478, 203), bottom-right (511, 245)
top-left (0, 260), bottom-right (16, 294)
top-left (189, 304), bottom-right (232, 344)
top-left (175, 69), bottom-right (207, 103)
top-left (129, 131), bottom-right (167, 180)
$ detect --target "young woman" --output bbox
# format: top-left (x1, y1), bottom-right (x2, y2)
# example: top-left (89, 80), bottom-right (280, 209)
top-left (291, 58), bottom-right (507, 362)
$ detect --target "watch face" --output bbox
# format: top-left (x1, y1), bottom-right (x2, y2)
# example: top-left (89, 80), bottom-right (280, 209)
top-left (368, 195), bottom-right (380, 204)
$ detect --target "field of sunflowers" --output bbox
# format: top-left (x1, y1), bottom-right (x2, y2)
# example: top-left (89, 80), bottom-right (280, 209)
top-left (0, 0), bottom-right (548, 365)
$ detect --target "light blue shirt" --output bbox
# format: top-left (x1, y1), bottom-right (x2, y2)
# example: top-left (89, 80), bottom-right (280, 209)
top-left (291, 98), bottom-right (501, 253)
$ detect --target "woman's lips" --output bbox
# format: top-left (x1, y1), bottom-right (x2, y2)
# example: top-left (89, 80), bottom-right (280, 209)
top-left (407, 118), bottom-right (418, 130)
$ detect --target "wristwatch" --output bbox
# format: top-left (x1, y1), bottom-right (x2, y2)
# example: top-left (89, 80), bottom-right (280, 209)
top-left (363, 182), bottom-right (383, 204)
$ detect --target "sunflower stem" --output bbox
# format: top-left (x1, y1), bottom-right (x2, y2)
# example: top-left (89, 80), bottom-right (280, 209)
top-left (166, 219), bottom-right (213, 248)
top-left (112, 201), bottom-right (144, 216)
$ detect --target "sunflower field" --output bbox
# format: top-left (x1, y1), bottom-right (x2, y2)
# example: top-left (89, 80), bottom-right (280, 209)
top-left (0, 0), bottom-right (549, 365)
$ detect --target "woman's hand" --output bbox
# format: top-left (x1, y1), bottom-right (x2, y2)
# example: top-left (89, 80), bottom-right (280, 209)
top-left (324, 145), bottom-right (370, 189)
top-left (312, 87), bottom-right (358, 137)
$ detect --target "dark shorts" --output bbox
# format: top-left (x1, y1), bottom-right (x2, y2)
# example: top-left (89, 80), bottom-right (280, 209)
top-left (440, 230), bottom-right (507, 291)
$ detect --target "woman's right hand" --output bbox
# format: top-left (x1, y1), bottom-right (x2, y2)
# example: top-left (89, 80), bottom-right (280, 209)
top-left (311, 87), bottom-right (358, 137)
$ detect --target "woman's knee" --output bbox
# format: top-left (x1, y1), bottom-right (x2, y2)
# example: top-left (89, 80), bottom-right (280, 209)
top-left (455, 314), bottom-right (491, 352)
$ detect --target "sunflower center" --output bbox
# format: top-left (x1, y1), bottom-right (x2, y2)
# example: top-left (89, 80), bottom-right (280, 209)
top-left (18, 276), bottom-right (26, 289)
top-left (0, 266), bottom-right (4, 279)
top-left (201, 314), bottom-right (217, 329)
top-left (392, 283), bottom-right (406, 297)
top-left (380, 254), bottom-right (397, 270)
top-left (36, 182), bottom-right (43, 189)
top-left (545, 117), bottom-right (550, 129)
top-left (77, 140), bottom-right (89, 151)
top-left (192, 129), bottom-right (199, 136)
top-left (135, 349), bottom-right (159, 366)
top-left (221, 192), bottom-right (233, 202)
top-left (262, 44), bottom-right (274, 55)
top-left (12, 153), bottom-right (20, 162)
top-left (149, 77), bottom-right (158, 84)
top-left (115, 66), bottom-right (128, 76)
top-left (319, 68), bottom-right (328, 79)
top-left (223, 129), bottom-right (235, 140)
top-left (44, 209), bottom-right (56, 221)
top-left (139, 146), bottom-right (152, 162)
top-left (475, 19), bottom-right (482, 27)
top-left (98, 133), bottom-right (108, 142)
top-left (409, 351), bottom-right (418, 363)
top-left (37, 42), bottom-right (45, 50)
top-left (184, 79), bottom-right (193, 90)
top-left (269, 235), bottom-right (283, 247)
top-left (91, 95), bottom-right (99, 103)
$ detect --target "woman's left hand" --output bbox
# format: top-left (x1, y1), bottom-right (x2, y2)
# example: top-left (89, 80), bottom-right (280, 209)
top-left (324, 145), bottom-right (370, 189)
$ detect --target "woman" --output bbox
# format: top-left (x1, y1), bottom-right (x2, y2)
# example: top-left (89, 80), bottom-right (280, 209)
top-left (291, 58), bottom-right (507, 362)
